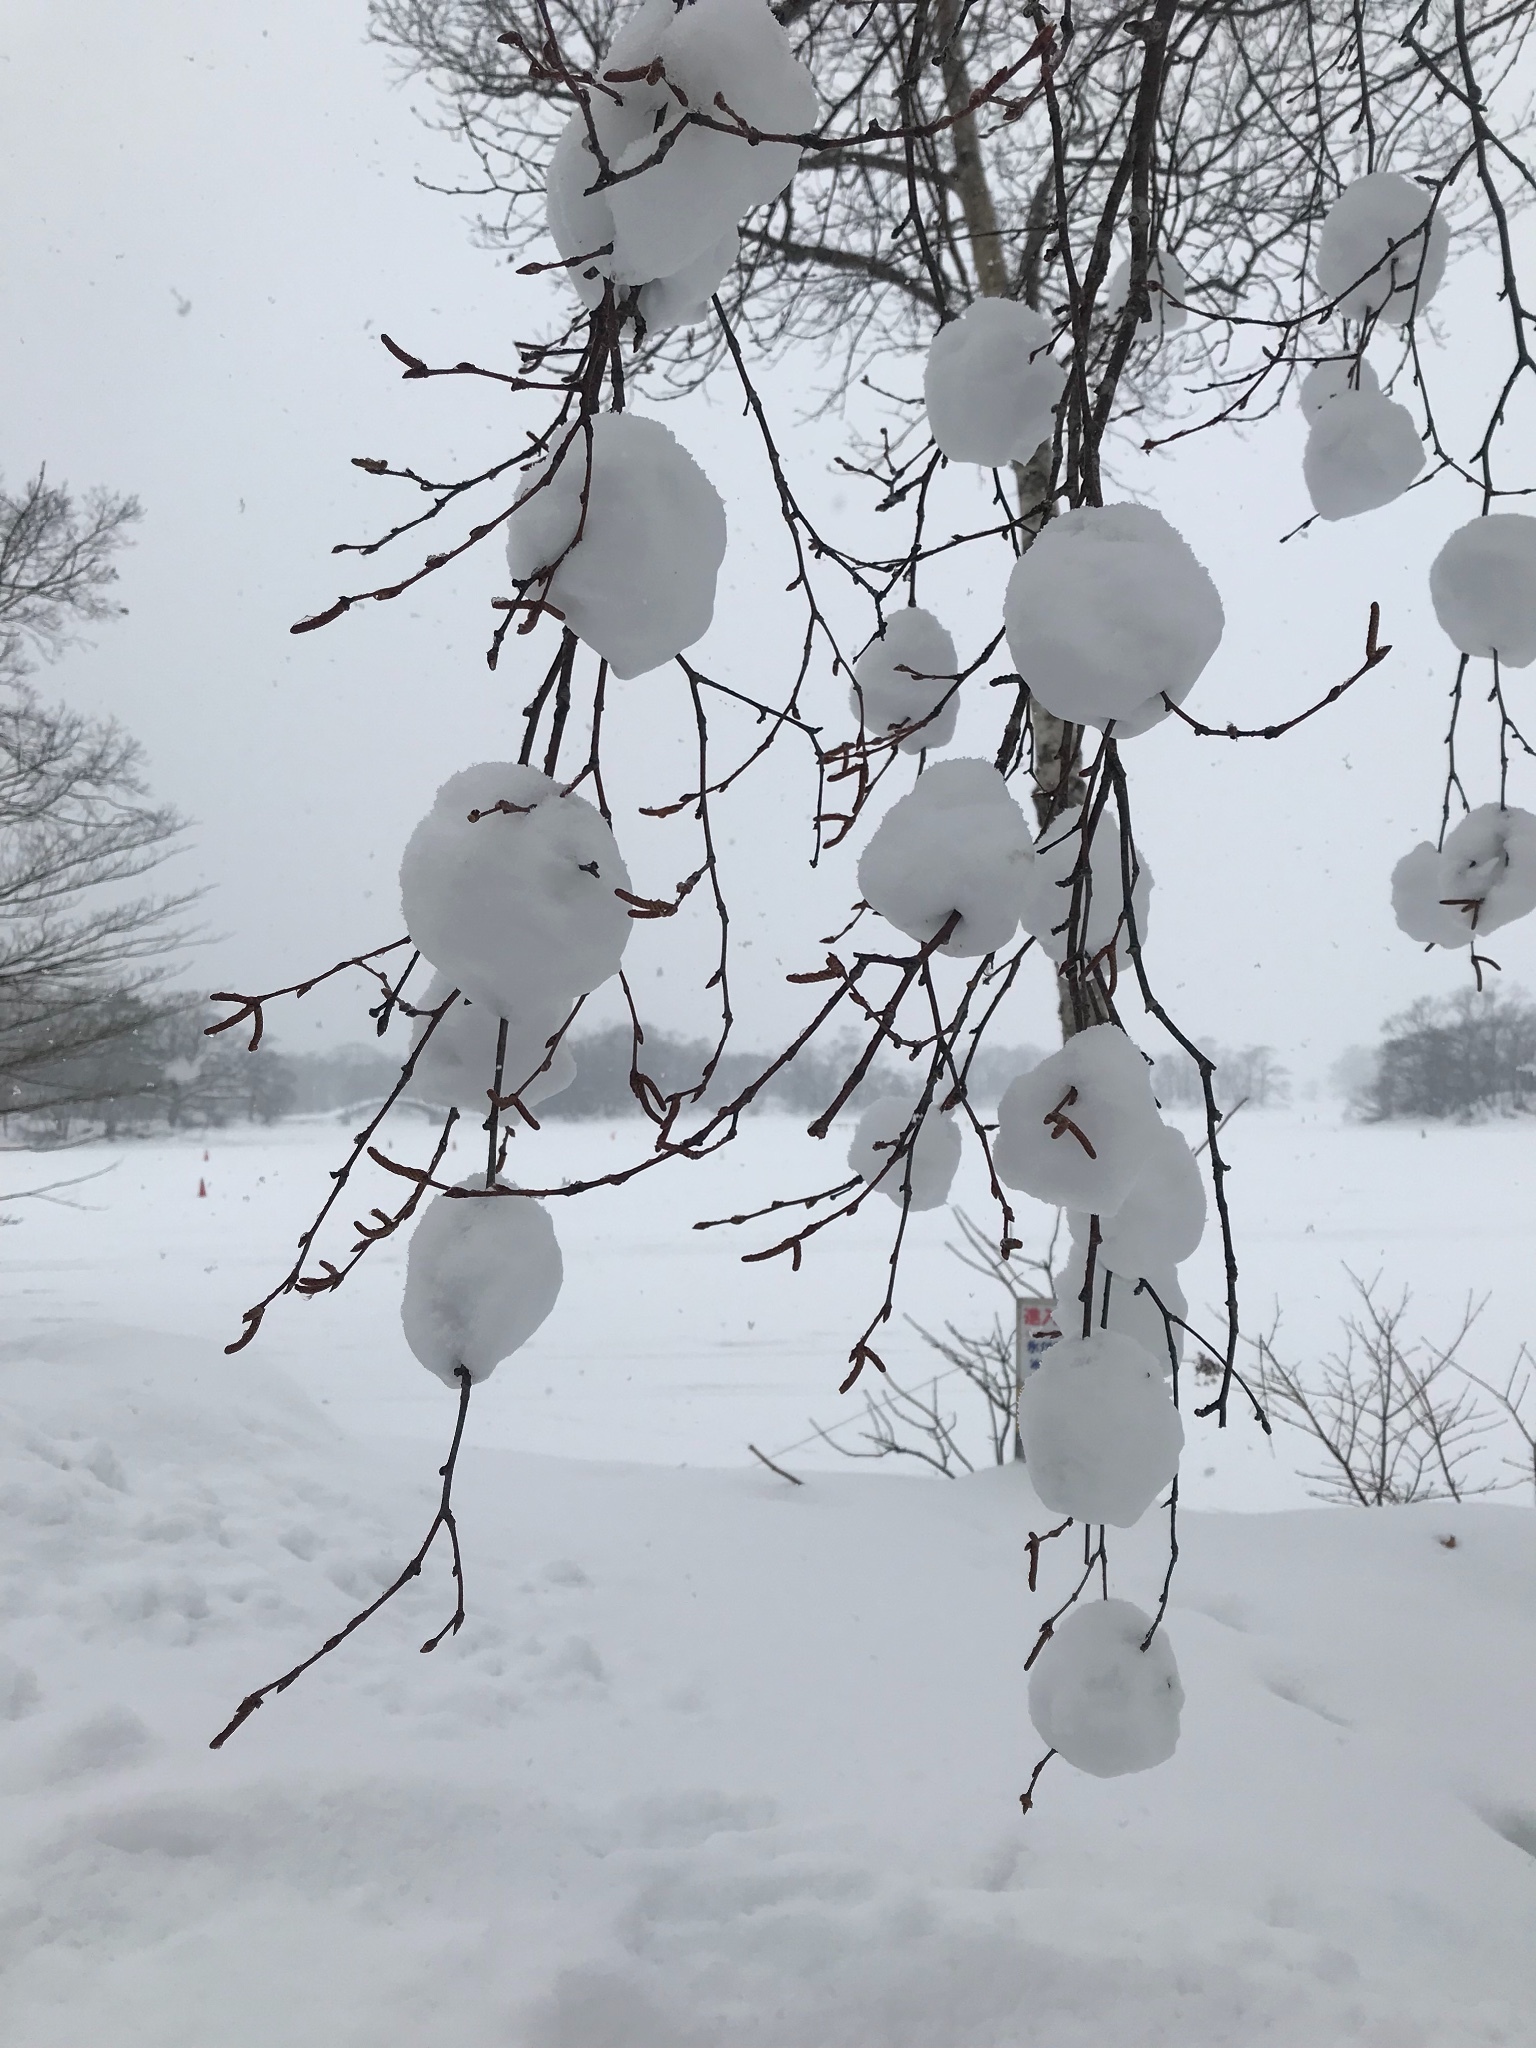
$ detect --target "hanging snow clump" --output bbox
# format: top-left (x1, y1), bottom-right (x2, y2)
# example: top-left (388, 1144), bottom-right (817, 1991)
top-left (993, 1024), bottom-right (1161, 1212)
top-left (399, 763), bottom-right (633, 1020)
top-left (1315, 172), bottom-right (1449, 324)
top-left (402, 1184), bottom-right (564, 1386)
top-left (1391, 804), bottom-right (1536, 948)
top-left (1429, 515), bottom-right (1536, 667)
top-left (1077, 1118), bottom-right (1205, 1278)
top-left (1028, 1599), bottom-right (1184, 1777)
top-left (1302, 389), bottom-right (1424, 521)
top-left (1017, 802), bottom-right (1151, 965)
top-left (1003, 505), bottom-right (1224, 735)
top-left (544, 0), bottom-right (818, 330)
top-left (505, 414), bottom-right (726, 679)
top-left (857, 758), bottom-right (1034, 957)
top-left (847, 1092), bottom-right (962, 1210)
top-left (409, 971), bottom-right (576, 1113)
top-left (851, 607), bottom-right (960, 753)
top-left (1298, 357), bottom-right (1380, 419)
top-left (923, 298), bottom-right (1066, 466)
top-left (1018, 1330), bottom-right (1184, 1527)
top-left (1104, 249), bottom-right (1189, 337)
top-left (1057, 1234), bottom-right (1186, 1373)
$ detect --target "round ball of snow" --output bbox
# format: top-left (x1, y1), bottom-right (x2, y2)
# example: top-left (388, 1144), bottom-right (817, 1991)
top-left (847, 1093), bottom-right (962, 1210)
top-left (1018, 802), bottom-right (1151, 965)
top-left (1429, 515), bottom-right (1536, 668)
top-left (409, 972), bottom-right (576, 1113)
top-left (505, 413), bottom-right (726, 679)
top-left (1316, 173), bottom-right (1449, 325)
top-left (923, 299), bottom-right (1066, 467)
top-left (1391, 804), bottom-right (1536, 948)
top-left (1020, 1330), bottom-right (1184, 1527)
top-left (1028, 1599), bottom-right (1184, 1777)
top-left (1003, 505), bottom-right (1224, 734)
top-left (851, 608), bottom-right (960, 754)
top-left (1086, 1121), bottom-right (1205, 1276)
top-left (857, 759), bottom-right (1034, 957)
top-left (1058, 1238), bottom-right (1186, 1373)
top-left (1303, 391), bottom-right (1423, 521)
top-left (1298, 357), bottom-right (1380, 421)
top-left (399, 763), bottom-right (632, 1018)
top-left (994, 1025), bottom-right (1161, 1213)
top-left (1105, 249), bottom-right (1189, 336)
top-left (402, 1183), bottom-right (563, 1386)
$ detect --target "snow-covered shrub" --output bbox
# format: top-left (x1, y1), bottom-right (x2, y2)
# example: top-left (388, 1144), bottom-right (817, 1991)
top-left (1315, 172), bottom-right (1449, 324)
top-left (1027, 1599), bottom-right (1184, 1776)
top-left (1391, 804), bottom-right (1536, 948)
top-left (1076, 1120), bottom-right (1205, 1278)
top-left (1105, 249), bottom-right (1189, 336)
top-left (1303, 390), bottom-right (1424, 521)
top-left (994, 1024), bottom-right (1161, 1212)
top-left (409, 972), bottom-right (576, 1111)
top-left (1017, 802), bottom-right (1151, 965)
top-left (1429, 515), bottom-right (1536, 667)
top-left (399, 763), bottom-right (633, 1018)
top-left (505, 414), bottom-right (726, 678)
top-left (923, 298), bottom-right (1065, 466)
top-left (857, 758), bottom-right (1034, 957)
top-left (850, 607), bottom-right (960, 753)
top-left (401, 1183), bottom-right (563, 1385)
top-left (1298, 357), bottom-right (1381, 418)
top-left (1019, 1330), bottom-right (1184, 1526)
top-left (1003, 505), bottom-right (1224, 735)
top-left (847, 1091), bottom-right (961, 1209)
top-left (544, 0), bottom-right (817, 328)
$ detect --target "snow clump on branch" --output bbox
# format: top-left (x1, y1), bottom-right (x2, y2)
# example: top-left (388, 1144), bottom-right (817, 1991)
top-left (1028, 1599), bottom-right (1184, 1777)
top-left (402, 1184), bottom-right (563, 1386)
top-left (856, 758), bottom-right (1034, 957)
top-left (993, 1024), bottom-right (1161, 1213)
top-left (923, 299), bottom-right (1066, 466)
top-left (1391, 803), bottom-right (1536, 948)
top-left (399, 764), bottom-right (633, 1020)
top-left (1105, 249), bottom-right (1189, 337)
top-left (1303, 389), bottom-right (1424, 521)
top-left (1315, 172), bottom-right (1449, 325)
top-left (1078, 1119), bottom-right (1205, 1277)
top-left (1018, 1330), bottom-right (1184, 1527)
top-left (1429, 515), bottom-right (1536, 667)
top-left (505, 414), bottom-right (726, 678)
top-left (544, 0), bottom-right (818, 330)
top-left (1298, 357), bottom-right (1381, 419)
top-left (847, 1092), bottom-right (961, 1210)
top-left (1017, 802), bottom-right (1151, 965)
top-left (1003, 505), bottom-right (1224, 736)
top-left (850, 607), bottom-right (960, 753)
top-left (1058, 1235), bottom-right (1186, 1373)
top-left (408, 971), bottom-right (576, 1112)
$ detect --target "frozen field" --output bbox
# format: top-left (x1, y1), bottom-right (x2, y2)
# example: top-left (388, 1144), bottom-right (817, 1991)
top-left (1, 1107), bottom-right (1534, 2044)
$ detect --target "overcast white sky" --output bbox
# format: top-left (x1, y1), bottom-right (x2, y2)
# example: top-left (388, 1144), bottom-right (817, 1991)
top-left (5, 0), bottom-right (1534, 1082)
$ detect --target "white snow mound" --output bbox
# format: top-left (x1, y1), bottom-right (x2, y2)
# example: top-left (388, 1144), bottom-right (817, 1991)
top-left (401, 1182), bottom-right (563, 1386)
top-left (1019, 1330), bottom-right (1184, 1527)
top-left (1299, 356), bottom-right (1380, 420)
top-left (1429, 515), bottom-right (1536, 667)
top-left (1105, 249), bottom-right (1189, 337)
top-left (1028, 1598), bottom-right (1184, 1777)
top-left (1017, 802), bottom-right (1151, 965)
top-left (1057, 1237), bottom-right (1187, 1372)
top-left (993, 1024), bottom-right (1161, 1213)
top-left (408, 971), bottom-right (577, 1113)
top-left (399, 763), bottom-right (633, 1018)
top-left (1315, 173), bottom-right (1449, 324)
top-left (1076, 1119), bottom-right (1205, 1277)
top-left (857, 758), bottom-right (1034, 958)
top-left (544, 0), bottom-right (817, 326)
top-left (847, 1093), bottom-right (962, 1210)
top-left (1391, 804), bottom-right (1536, 948)
top-left (1003, 505), bottom-right (1224, 735)
top-left (923, 298), bottom-right (1065, 467)
top-left (505, 413), bottom-right (726, 678)
top-left (1303, 390), bottom-right (1423, 521)
top-left (851, 608), bottom-right (960, 754)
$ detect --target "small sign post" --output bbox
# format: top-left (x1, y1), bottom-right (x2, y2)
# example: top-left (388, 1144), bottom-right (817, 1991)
top-left (1012, 1294), bottom-right (1059, 1459)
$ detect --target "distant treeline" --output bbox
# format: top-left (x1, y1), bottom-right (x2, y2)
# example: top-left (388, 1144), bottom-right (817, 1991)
top-left (1349, 988), bottom-right (1536, 1121)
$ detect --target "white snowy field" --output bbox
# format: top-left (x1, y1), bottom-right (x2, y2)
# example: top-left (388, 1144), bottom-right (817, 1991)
top-left (2, 1107), bottom-right (1535, 2044)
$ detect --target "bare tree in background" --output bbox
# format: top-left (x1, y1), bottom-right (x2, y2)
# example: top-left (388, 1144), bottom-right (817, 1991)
top-left (0, 468), bottom-right (193, 1130)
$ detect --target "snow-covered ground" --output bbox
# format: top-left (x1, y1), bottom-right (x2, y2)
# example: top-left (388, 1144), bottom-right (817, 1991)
top-left (2, 1109), bottom-right (1534, 2044)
